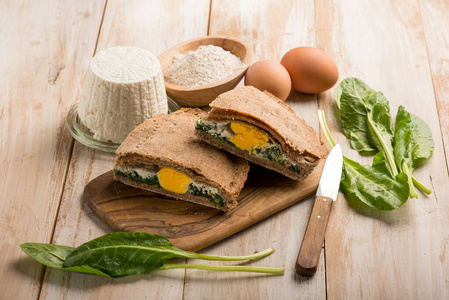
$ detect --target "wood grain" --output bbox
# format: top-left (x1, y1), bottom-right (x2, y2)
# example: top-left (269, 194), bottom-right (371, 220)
top-left (296, 195), bottom-right (333, 277)
top-left (84, 162), bottom-right (323, 252)
top-left (420, 0), bottom-right (449, 171)
top-left (3, 1), bottom-right (449, 299)
top-left (39, 1), bottom-right (211, 299)
top-left (182, 1), bottom-right (327, 300)
top-left (0, 1), bottom-right (106, 299)
top-left (316, 0), bottom-right (449, 299)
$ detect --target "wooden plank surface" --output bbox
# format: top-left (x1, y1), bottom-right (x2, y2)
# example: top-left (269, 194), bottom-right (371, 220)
top-left (316, 0), bottom-right (449, 299)
top-left (182, 1), bottom-right (328, 299)
top-left (38, 1), bottom-right (211, 299)
top-left (84, 162), bottom-right (323, 252)
top-left (0, 1), bottom-right (106, 299)
top-left (3, 0), bottom-right (449, 299)
top-left (420, 0), bottom-right (449, 171)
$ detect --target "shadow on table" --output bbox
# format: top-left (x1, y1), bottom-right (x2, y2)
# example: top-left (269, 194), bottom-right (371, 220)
top-left (345, 195), bottom-right (421, 227)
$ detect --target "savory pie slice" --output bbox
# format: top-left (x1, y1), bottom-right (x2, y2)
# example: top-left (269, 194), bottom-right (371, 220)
top-left (195, 86), bottom-right (327, 180)
top-left (113, 108), bottom-right (250, 211)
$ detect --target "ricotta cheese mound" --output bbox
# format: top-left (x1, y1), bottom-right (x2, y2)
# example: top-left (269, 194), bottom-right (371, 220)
top-left (78, 46), bottom-right (168, 143)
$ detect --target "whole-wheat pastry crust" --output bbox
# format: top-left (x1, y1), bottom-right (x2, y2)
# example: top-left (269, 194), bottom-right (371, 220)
top-left (195, 129), bottom-right (318, 180)
top-left (115, 174), bottom-right (237, 210)
top-left (114, 108), bottom-right (249, 210)
top-left (196, 86), bottom-right (327, 180)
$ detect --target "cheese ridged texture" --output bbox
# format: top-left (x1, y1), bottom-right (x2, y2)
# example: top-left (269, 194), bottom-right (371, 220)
top-left (79, 46), bottom-right (168, 143)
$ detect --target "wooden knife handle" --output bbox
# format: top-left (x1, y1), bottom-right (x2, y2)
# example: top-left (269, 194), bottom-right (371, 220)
top-left (296, 195), bottom-right (334, 277)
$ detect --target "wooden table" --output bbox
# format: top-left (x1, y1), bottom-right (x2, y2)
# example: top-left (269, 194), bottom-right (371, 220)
top-left (2, 0), bottom-right (449, 299)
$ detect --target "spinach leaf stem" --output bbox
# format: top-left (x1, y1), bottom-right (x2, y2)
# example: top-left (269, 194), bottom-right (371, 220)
top-left (402, 161), bottom-right (418, 198)
top-left (318, 110), bottom-right (336, 148)
top-left (21, 233), bottom-right (284, 278)
top-left (366, 116), bottom-right (398, 177)
top-left (188, 248), bottom-right (275, 261)
top-left (412, 176), bottom-right (432, 195)
top-left (159, 263), bottom-right (284, 275)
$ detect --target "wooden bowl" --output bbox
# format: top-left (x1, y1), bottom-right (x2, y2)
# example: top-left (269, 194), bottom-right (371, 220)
top-left (159, 36), bottom-right (254, 107)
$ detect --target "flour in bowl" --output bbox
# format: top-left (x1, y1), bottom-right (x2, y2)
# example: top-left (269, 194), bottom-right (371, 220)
top-left (164, 45), bottom-right (245, 87)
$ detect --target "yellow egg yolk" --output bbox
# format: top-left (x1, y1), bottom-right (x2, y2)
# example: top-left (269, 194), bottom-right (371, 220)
top-left (157, 167), bottom-right (192, 194)
top-left (229, 122), bottom-right (270, 152)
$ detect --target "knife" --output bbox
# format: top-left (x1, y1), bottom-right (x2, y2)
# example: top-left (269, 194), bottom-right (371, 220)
top-left (296, 144), bottom-right (343, 277)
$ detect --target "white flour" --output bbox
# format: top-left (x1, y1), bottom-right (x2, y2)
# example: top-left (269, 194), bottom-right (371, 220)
top-left (164, 45), bottom-right (245, 87)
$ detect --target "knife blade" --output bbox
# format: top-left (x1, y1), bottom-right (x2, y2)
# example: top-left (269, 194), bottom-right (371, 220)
top-left (296, 144), bottom-right (343, 277)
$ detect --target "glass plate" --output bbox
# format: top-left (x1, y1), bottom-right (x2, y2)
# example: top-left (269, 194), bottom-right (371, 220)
top-left (66, 97), bottom-right (181, 153)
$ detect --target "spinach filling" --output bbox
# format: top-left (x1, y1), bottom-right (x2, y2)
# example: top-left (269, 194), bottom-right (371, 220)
top-left (196, 118), bottom-right (300, 174)
top-left (287, 164), bottom-right (300, 174)
top-left (195, 118), bottom-right (214, 132)
top-left (114, 169), bottom-right (161, 188)
top-left (195, 118), bottom-right (232, 144)
top-left (254, 146), bottom-right (283, 163)
top-left (254, 146), bottom-right (300, 174)
top-left (188, 184), bottom-right (225, 208)
top-left (113, 168), bottom-right (226, 209)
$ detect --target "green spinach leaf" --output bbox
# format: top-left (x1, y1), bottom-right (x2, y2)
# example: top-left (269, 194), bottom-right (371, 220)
top-left (394, 106), bottom-right (434, 197)
top-left (63, 232), bottom-right (187, 277)
top-left (20, 243), bottom-right (110, 277)
top-left (336, 78), bottom-right (398, 176)
top-left (318, 110), bottom-right (409, 211)
top-left (341, 153), bottom-right (409, 210)
top-left (337, 89), bottom-right (377, 154)
top-left (334, 77), bottom-right (380, 108)
top-left (21, 232), bottom-right (284, 278)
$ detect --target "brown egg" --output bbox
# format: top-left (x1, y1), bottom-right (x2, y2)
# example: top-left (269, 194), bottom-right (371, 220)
top-left (280, 47), bottom-right (338, 94)
top-left (244, 60), bottom-right (292, 101)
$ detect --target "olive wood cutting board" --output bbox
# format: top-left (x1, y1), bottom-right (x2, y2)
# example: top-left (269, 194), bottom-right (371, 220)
top-left (84, 161), bottom-right (324, 252)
